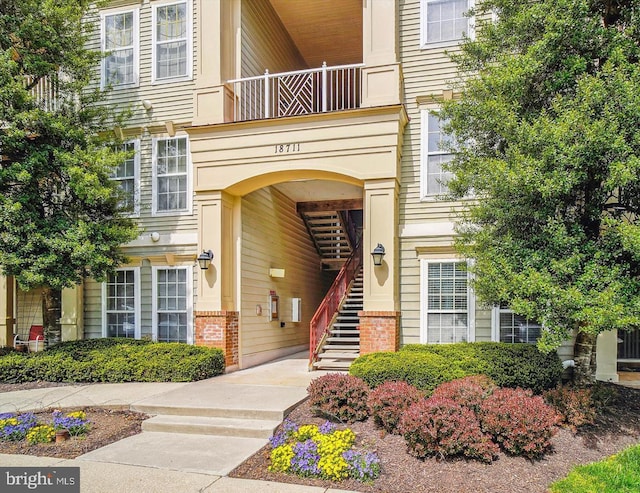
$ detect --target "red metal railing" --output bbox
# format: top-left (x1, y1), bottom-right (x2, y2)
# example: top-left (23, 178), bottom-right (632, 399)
top-left (309, 241), bottom-right (362, 368)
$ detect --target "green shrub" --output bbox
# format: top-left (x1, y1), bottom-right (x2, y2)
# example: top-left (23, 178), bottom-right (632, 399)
top-left (0, 339), bottom-right (224, 383)
top-left (349, 351), bottom-right (467, 393)
top-left (307, 374), bottom-right (370, 423)
top-left (401, 342), bottom-right (563, 393)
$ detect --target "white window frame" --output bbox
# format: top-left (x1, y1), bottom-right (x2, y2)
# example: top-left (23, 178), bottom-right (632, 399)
top-left (100, 7), bottom-right (139, 89)
top-left (151, 0), bottom-right (193, 84)
top-left (102, 267), bottom-right (141, 339)
top-left (152, 265), bottom-right (193, 344)
top-left (420, 259), bottom-right (475, 344)
top-left (152, 135), bottom-right (192, 216)
top-left (491, 306), bottom-right (541, 344)
top-left (112, 139), bottom-right (140, 216)
top-left (421, 109), bottom-right (455, 200)
top-left (420, 0), bottom-right (475, 49)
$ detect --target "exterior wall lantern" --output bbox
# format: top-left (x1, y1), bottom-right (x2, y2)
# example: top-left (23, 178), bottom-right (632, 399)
top-left (197, 250), bottom-right (214, 270)
top-left (371, 243), bottom-right (386, 266)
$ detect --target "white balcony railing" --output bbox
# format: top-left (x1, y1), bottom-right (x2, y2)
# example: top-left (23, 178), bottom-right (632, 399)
top-left (228, 62), bottom-right (363, 122)
top-left (25, 74), bottom-right (61, 112)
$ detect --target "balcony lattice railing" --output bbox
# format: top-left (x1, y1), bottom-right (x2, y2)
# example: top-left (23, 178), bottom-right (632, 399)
top-left (229, 62), bottom-right (363, 122)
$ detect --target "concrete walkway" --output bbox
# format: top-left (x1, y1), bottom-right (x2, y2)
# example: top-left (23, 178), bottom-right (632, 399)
top-left (0, 352), bottom-right (359, 493)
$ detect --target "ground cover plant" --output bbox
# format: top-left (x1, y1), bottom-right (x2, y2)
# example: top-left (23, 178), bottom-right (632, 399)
top-left (0, 338), bottom-right (225, 383)
top-left (1, 410), bottom-right (90, 446)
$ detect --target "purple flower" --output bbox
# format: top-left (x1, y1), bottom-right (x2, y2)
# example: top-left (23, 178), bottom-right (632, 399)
top-left (269, 432), bottom-right (286, 449)
top-left (343, 449), bottom-right (381, 482)
top-left (282, 418), bottom-right (298, 435)
top-left (318, 421), bottom-right (337, 434)
top-left (52, 411), bottom-right (90, 436)
top-left (291, 439), bottom-right (321, 476)
top-left (0, 413), bottom-right (37, 441)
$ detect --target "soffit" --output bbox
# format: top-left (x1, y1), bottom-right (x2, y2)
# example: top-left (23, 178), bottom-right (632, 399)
top-left (268, 0), bottom-right (363, 67)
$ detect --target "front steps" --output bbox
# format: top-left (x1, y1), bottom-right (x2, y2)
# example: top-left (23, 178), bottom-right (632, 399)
top-left (141, 414), bottom-right (281, 439)
top-left (313, 271), bottom-right (363, 371)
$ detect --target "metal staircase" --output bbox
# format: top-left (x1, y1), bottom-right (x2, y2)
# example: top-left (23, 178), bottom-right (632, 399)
top-left (313, 269), bottom-right (362, 370)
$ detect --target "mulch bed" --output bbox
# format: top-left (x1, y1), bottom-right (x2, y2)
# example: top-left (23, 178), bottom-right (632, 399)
top-left (229, 384), bottom-right (640, 493)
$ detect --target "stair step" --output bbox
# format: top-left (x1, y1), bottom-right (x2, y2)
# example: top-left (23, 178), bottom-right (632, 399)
top-left (142, 415), bottom-right (281, 439)
top-left (326, 337), bottom-right (360, 343)
top-left (322, 344), bottom-right (360, 350)
top-left (334, 322), bottom-right (359, 327)
top-left (313, 361), bottom-right (353, 370)
top-left (318, 352), bottom-right (359, 360)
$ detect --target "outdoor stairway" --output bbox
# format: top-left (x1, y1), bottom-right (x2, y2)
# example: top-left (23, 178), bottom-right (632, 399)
top-left (301, 210), bottom-right (353, 270)
top-left (313, 271), bottom-right (363, 370)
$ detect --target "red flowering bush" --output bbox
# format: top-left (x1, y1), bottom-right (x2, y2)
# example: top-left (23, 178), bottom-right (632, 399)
top-left (398, 397), bottom-right (499, 463)
top-left (307, 373), bottom-right (370, 423)
top-left (480, 387), bottom-right (560, 458)
top-left (367, 381), bottom-right (424, 434)
top-left (543, 385), bottom-right (596, 430)
top-left (430, 375), bottom-right (496, 413)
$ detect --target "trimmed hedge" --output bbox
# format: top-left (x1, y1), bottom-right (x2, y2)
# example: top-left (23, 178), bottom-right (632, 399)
top-left (349, 351), bottom-right (467, 394)
top-left (0, 338), bottom-right (225, 383)
top-left (350, 342), bottom-right (563, 394)
top-left (401, 342), bottom-right (563, 393)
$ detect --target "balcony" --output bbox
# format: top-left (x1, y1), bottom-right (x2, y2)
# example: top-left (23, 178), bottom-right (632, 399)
top-left (228, 63), bottom-right (363, 122)
top-left (25, 74), bottom-right (60, 112)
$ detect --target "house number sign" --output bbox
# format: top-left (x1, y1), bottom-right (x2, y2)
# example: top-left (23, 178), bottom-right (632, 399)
top-left (274, 143), bottom-right (301, 153)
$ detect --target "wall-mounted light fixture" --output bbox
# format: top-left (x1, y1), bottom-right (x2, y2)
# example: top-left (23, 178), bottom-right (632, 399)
top-left (371, 243), bottom-right (386, 266)
top-left (197, 250), bottom-right (214, 270)
top-left (142, 99), bottom-right (153, 111)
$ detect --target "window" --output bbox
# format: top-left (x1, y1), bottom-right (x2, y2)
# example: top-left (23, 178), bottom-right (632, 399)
top-left (422, 110), bottom-right (454, 198)
top-left (103, 269), bottom-right (140, 338)
top-left (421, 260), bottom-right (474, 343)
top-left (102, 9), bottom-right (138, 87)
top-left (153, 1), bottom-right (192, 82)
top-left (493, 306), bottom-right (541, 344)
top-left (421, 0), bottom-right (473, 47)
top-left (153, 267), bottom-right (192, 343)
top-left (112, 140), bottom-right (139, 215)
top-left (153, 136), bottom-right (190, 214)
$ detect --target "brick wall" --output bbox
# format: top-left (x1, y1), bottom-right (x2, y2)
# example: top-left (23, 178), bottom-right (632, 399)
top-left (195, 311), bottom-right (239, 367)
top-left (358, 310), bottom-right (400, 354)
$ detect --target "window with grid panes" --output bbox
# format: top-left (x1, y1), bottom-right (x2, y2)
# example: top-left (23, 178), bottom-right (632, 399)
top-left (426, 262), bottom-right (469, 343)
top-left (102, 10), bottom-right (137, 86)
top-left (156, 268), bottom-right (188, 343)
top-left (112, 141), bottom-right (137, 214)
top-left (105, 270), bottom-right (136, 338)
top-left (497, 306), bottom-right (541, 344)
top-left (154, 2), bottom-right (188, 80)
top-left (155, 137), bottom-right (188, 212)
top-left (421, 0), bottom-right (472, 46)
top-left (423, 110), bottom-right (454, 197)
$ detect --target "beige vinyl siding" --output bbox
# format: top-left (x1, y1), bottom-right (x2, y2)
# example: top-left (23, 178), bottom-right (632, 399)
top-left (240, 186), bottom-right (324, 360)
top-left (91, 0), bottom-right (197, 128)
top-left (241, 0), bottom-right (307, 78)
top-left (83, 261), bottom-right (195, 341)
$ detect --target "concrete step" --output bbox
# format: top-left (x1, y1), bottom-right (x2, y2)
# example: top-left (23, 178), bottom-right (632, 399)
top-left (318, 352), bottom-right (359, 360)
top-left (142, 415), bottom-right (281, 439)
top-left (322, 344), bottom-right (360, 350)
top-left (326, 337), bottom-right (359, 343)
top-left (313, 361), bottom-right (352, 370)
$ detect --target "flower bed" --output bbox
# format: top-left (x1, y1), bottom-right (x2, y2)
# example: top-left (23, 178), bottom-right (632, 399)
top-left (268, 419), bottom-right (380, 483)
top-left (0, 410), bottom-right (90, 445)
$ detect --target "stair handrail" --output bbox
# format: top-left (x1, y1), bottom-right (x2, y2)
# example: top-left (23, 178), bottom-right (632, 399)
top-left (309, 240), bottom-right (362, 368)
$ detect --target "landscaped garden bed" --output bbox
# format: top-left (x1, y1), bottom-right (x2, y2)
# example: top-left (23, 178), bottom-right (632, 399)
top-left (230, 377), bottom-right (640, 493)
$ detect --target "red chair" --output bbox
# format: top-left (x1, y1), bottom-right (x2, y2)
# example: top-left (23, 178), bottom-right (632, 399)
top-left (14, 325), bottom-right (44, 352)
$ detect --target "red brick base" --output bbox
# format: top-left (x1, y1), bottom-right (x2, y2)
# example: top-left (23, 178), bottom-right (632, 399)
top-left (357, 311), bottom-right (400, 354)
top-left (195, 311), bottom-right (239, 367)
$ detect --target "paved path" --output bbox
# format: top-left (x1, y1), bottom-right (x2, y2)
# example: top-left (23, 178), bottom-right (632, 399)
top-left (0, 352), bottom-right (358, 493)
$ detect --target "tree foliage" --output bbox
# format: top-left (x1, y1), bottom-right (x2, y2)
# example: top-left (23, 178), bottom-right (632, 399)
top-left (0, 0), bottom-right (138, 292)
top-left (440, 0), bottom-right (640, 379)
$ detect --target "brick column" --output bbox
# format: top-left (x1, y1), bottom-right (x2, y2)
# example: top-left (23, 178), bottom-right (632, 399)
top-left (358, 311), bottom-right (400, 354)
top-left (195, 311), bottom-right (239, 367)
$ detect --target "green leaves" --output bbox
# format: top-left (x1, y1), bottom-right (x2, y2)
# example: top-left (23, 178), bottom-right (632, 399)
top-left (443, 0), bottom-right (640, 352)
